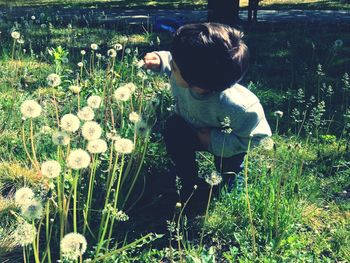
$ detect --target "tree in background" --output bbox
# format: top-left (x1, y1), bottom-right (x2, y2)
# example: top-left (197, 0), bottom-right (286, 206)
top-left (248, 0), bottom-right (260, 22)
top-left (207, 0), bottom-right (240, 25)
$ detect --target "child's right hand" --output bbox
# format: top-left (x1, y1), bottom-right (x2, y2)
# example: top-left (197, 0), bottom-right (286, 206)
top-left (143, 52), bottom-right (161, 70)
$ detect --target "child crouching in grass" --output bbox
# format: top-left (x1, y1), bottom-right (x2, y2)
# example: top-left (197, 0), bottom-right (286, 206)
top-left (143, 23), bottom-right (271, 210)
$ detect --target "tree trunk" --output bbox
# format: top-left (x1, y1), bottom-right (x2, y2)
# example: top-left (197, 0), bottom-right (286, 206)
top-left (208, 0), bottom-right (240, 26)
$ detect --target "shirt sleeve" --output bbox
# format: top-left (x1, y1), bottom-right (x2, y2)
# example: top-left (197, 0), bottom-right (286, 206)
top-left (154, 51), bottom-right (172, 77)
top-left (208, 102), bottom-right (272, 157)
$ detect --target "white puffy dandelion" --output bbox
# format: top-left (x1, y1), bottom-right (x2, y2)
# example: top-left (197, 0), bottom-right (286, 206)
top-left (135, 120), bottom-right (149, 137)
top-left (21, 199), bottom-right (43, 220)
top-left (114, 43), bottom-right (123, 51)
top-left (113, 86), bottom-right (132, 102)
top-left (41, 160), bottom-right (61, 179)
top-left (60, 233), bottom-right (87, 260)
top-left (114, 138), bottom-right (134, 154)
top-left (81, 121), bottom-right (102, 141)
top-left (87, 95), bottom-right (102, 109)
top-left (40, 125), bottom-right (52, 134)
top-left (273, 110), bottom-right (283, 118)
top-left (107, 49), bottom-right (117, 58)
top-left (260, 137), bottom-right (275, 151)
top-left (77, 106), bottom-right (95, 121)
top-left (125, 48), bottom-right (131, 54)
top-left (69, 85), bottom-right (81, 94)
top-left (67, 149), bottom-right (91, 170)
top-left (13, 222), bottom-right (36, 246)
top-left (11, 31), bottom-right (20, 39)
top-left (20, 100), bottom-right (42, 118)
top-left (90, 43), bottom-right (98, 50)
top-left (14, 187), bottom-right (34, 206)
top-left (52, 131), bottom-right (70, 146)
top-left (205, 171), bottom-right (222, 186)
top-left (80, 50), bottom-right (86, 55)
top-left (87, 139), bottom-right (108, 154)
top-left (77, 62), bottom-right (84, 68)
top-left (60, 114), bottom-right (80, 133)
top-left (129, 112), bottom-right (141, 123)
top-left (123, 82), bottom-right (137, 93)
top-left (17, 39), bottom-right (25, 44)
top-left (47, 73), bottom-right (61, 87)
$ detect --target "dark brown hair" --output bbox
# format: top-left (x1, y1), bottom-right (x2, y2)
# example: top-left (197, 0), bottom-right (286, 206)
top-left (171, 23), bottom-right (249, 91)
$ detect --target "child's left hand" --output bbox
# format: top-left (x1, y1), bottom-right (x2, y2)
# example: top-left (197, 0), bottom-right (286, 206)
top-left (197, 128), bottom-right (211, 149)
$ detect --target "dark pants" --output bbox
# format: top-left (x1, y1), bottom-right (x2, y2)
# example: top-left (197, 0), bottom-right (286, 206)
top-left (163, 115), bottom-right (245, 202)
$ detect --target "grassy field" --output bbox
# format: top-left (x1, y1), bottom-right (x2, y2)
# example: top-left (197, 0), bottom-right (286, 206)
top-left (0, 7), bottom-right (349, 263)
top-left (0, 0), bottom-right (350, 10)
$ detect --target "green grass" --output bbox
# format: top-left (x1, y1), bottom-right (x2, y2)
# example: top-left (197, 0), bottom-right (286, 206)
top-left (0, 0), bottom-right (350, 10)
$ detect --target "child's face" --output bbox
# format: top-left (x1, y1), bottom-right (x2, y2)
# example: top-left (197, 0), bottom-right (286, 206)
top-left (170, 59), bottom-right (190, 89)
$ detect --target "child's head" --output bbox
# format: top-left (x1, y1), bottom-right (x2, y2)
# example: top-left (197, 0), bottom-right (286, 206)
top-left (171, 23), bottom-right (249, 91)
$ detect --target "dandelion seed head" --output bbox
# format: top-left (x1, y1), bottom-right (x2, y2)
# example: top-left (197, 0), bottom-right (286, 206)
top-left (81, 121), bottom-right (102, 141)
top-left (60, 233), bottom-right (87, 260)
top-left (67, 149), bottom-right (91, 170)
top-left (90, 43), bottom-right (98, 50)
top-left (11, 31), bottom-right (20, 39)
top-left (334, 39), bottom-right (343, 48)
top-left (205, 171), bottom-right (222, 186)
top-left (80, 50), bottom-right (86, 55)
top-left (274, 110), bottom-right (284, 118)
top-left (107, 49), bottom-right (117, 58)
top-left (77, 106), bottom-right (95, 121)
top-left (77, 62), bottom-right (83, 67)
top-left (20, 100), bottom-right (42, 118)
top-left (125, 48), bottom-right (131, 54)
top-left (13, 222), bottom-right (36, 246)
top-left (114, 43), bottom-right (123, 51)
top-left (52, 131), bottom-right (70, 146)
top-left (17, 38), bottom-right (25, 44)
top-left (87, 95), bottom-right (102, 109)
top-left (60, 114), bottom-right (80, 132)
top-left (21, 199), bottom-right (43, 220)
top-left (41, 160), bottom-right (61, 179)
top-left (114, 138), bottom-right (134, 154)
top-left (69, 85), bottom-right (81, 94)
top-left (113, 86), bottom-right (132, 102)
top-left (260, 137), bottom-right (275, 151)
top-left (40, 125), bottom-right (52, 134)
top-left (129, 112), bottom-right (141, 123)
top-left (47, 73), bottom-right (61, 87)
top-left (87, 139), bottom-right (107, 154)
top-left (14, 187), bottom-right (34, 206)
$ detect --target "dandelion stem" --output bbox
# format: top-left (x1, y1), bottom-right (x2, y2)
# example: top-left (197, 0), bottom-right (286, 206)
top-left (21, 124), bottom-right (35, 169)
top-left (199, 185), bottom-right (213, 251)
top-left (30, 119), bottom-right (40, 171)
top-left (11, 39), bottom-right (16, 60)
top-left (73, 170), bottom-right (79, 233)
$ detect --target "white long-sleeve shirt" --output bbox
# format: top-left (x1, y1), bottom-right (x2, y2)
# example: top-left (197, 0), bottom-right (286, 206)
top-left (156, 51), bottom-right (272, 157)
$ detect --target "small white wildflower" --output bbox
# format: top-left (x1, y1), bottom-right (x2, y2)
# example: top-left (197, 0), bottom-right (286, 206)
top-left (47, 73), bottom-right (61, 87)
top-left (77, 106), bottom-right (95, 121)
top-left (41, 160), bottom-right (61, 179)
top-left (129, 112), bottom-right (141, 123)
top-left (14, 187), bottom-right (34, 206)
top-left (77, 62), bottom-right (84, 67)
top-left (80, 50), bottom-right (86, 55)
top-left (87, 95), bottom-right (102, 109)
top-left (67, 149), bottom-right (91, 170)
top-left (52, 131), bottom-right (70, 146)
top-left (11, 31), bottom-right (20, 39)
top-left (205, 171), bottom-right (222, 186)
top-left (60, 233), bottom-right (87, 260)
top-left (81, 121), bottom-right (102, 141)
top-left (113, 86), bottom-right (132, 102)
top-left (114, 138), bottom-right (134, 154)
top-left (69, 85), bottom-right (81, 94)
top-left (90, 43), bottom-right (98, 50)
top-left (20, 100), bottom-right (42, 118)
top-left (13, 222), bottom-right (36, 246)
top-left (274, 110), bottom-right (284, 118)
top-left (107, 49), bottom-right (117, 58)
top-left (60, 114), bottom-right (80, 132)
top-left (31, 15), bottom-right (36, 20)
top-left (114, 43), bottom-right (123, 51)
top-left (87, 139), bottom-right (108, 154)
top-left (21, 199), bottom-right (43, 220)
